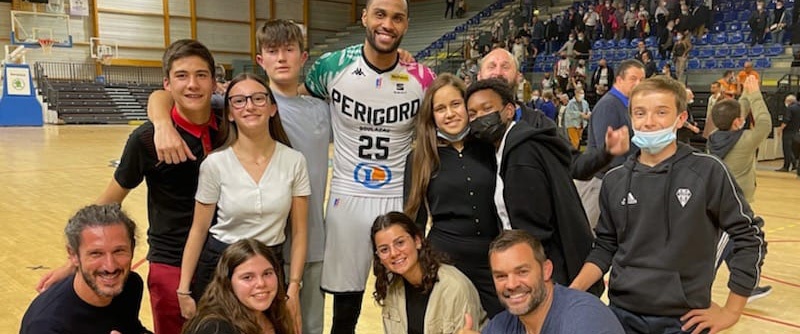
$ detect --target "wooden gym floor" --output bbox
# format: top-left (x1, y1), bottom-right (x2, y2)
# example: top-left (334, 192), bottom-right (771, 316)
top-left (2, 125), bottom-right (799, 333)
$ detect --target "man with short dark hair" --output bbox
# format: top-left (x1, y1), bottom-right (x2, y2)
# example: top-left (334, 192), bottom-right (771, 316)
top-left (579, 59), bottom-right (645, 227)
top-left (466, 78), bottom-right (604, 297)
top-left (37, 39), bottom-right (219, 334)
top-left (456, 230), bottom-right (623, 334)
top-left (21, 204), bottom-right (150, 334)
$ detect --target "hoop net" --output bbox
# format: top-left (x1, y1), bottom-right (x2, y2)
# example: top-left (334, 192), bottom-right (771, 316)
top-left (100, 54), bottom-right (113, 66)
top-left (38, 39), bottom-right (55, 55)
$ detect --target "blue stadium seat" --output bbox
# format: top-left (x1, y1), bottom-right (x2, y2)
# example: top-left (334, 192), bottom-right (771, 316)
top-left (765, 44), bottom-right (784, 56)
top-left (695, 34), bottom-right (709, 46)
top-left (703, 59), bottom-right (718, 69)
top-left (630, 38), bottom-right (640, 48)
top-left (713, 22), bottom-right (726, 33)
top-left (754, 57), bottom-right (772, 68)
top-left (645, 36), bottom-right (656, 47)
top-left (689, 48), bottom-right (700, 57)
top-left (737, 58), bottom-right (748, 68)
top-left (715, 46), bottom-right (731, 57)
top-left (729, 22), bottom-right (741, 32)
top-left (749, 45), bottom-right (764, 56)
top-left (594, 39), bottom-right (605, 50)
top-left (616, 49), bottom-right (628, 60)
top-left (742, 23), bottom-right (752, 33)
top-left (727, 32), bottom-right (744, 44)
top-left (589, 62), bottom-right (598, 72)
top-left (711, 33), bottom-right (727, 45)
top-left (723, 11), bottom-right (736, 22)
top-left (618, 38), bottom-right (630, 49)
top-left (698, 48), bottom-right (714, 58)
top-left (590, 51), bottom-right (602, 61)
top-left (720, 58), bottom-right (737, 69)
top-left (688, 58), bottom-right (701, 70)
top-left (606, 39), bottom-right (617, 49)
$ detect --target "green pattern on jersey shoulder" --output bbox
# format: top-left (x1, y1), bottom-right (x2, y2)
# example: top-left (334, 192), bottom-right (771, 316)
top-left (305, 44), bottom-right (363, 99)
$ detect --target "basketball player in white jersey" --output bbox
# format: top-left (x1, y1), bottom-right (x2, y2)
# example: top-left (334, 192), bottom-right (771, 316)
top-left (300, 0), bottom-right (434, 332)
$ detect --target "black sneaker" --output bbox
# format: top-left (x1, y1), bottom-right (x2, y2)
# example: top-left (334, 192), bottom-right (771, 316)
top-left (747, 285), bottom-right (772, 303)
top-left (776, 168), bottom-right (789, 172)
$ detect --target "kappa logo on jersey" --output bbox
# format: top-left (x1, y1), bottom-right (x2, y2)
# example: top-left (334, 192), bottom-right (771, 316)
top-left (676, 188), bottom-right (692, 207)
top-left (621, 192), bottom-right (638, 206)
top-left (354, 163), bottom-right (392, 189)
top-left (352, 68), bottom-right (365, 76)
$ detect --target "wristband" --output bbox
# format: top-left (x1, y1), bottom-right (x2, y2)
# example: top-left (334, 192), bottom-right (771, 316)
top-left (289, 278), bottom-right (303, 289)
top-left (176, 290), bottom-right (192, 296)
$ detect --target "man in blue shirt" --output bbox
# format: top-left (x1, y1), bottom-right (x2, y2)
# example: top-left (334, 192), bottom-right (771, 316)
top-left (457, 230), bottom-right (624, 334)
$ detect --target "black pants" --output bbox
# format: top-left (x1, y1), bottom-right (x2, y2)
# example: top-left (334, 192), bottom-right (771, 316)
top-left (330, 291), bottom-right (364, 334)
top-left (610, 305), bottom-right (710, 334)
top-left (752, 31), bottom-right (766, 46)
top-left (192, 236), bottom-right (284, 300)
top-left (445, 1), bottom-right (454, 18)
top-left (781, 130), bottom-right (797, 169)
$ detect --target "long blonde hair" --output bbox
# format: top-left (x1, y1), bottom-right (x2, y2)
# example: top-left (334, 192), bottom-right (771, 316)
top-left (404, 73), bottom-right (467, 218)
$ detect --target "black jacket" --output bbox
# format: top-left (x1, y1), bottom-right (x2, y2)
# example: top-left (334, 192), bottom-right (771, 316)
top-left (499, 121), bottom-right (604, 297)
top-left (586, 144), bottom-right (766, 316)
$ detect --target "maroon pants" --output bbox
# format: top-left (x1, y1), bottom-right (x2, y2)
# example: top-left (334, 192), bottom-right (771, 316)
top-left (148, 262), bottom-right (185, 334)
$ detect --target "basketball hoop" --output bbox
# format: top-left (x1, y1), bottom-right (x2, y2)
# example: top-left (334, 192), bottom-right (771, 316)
top-left (38, 38), bottom-right (55, 55)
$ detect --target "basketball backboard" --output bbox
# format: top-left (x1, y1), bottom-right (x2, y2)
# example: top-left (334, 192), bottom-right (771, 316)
top-left (90, 37), bottom-right (118, 65)
top-left (10, 10), bottom-right (73, 47)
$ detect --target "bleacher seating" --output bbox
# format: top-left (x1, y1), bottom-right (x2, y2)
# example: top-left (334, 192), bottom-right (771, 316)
top-left (44, 81), bottom-right (157, 124)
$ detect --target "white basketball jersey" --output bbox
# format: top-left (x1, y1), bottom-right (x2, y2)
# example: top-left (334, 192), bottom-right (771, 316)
top-left (305, 44), bottom-right (435, 197)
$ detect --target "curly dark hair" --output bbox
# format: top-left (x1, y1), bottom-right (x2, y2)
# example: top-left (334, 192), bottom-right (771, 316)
top-left (370, 212), bottom-right (448, 306)
top-left (182, 239), bottom-right (294, 334)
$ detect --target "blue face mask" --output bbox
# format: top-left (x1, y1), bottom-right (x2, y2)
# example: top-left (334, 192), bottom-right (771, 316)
top-left (436, 125), bottom-right (471, 143)
top-left (632, 119), bottom-right (678, 154)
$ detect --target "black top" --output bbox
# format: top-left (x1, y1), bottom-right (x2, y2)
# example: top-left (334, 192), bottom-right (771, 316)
top-left (404, 279), bottom-right (431, 334)
top-left (20, 272), bottom-right (150, 334)
top-left (412, 140), bottom-right (500, 237)
top-left (783, 102), bottom-right (800, 133)
top-left (114, 121), bottom-right (218, 266)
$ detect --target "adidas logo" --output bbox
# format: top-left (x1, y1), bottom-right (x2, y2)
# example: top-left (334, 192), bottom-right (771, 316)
top-left (620, 192), bottom-right (638, 206)
top-left (352, 68), bottom-right (365, 76)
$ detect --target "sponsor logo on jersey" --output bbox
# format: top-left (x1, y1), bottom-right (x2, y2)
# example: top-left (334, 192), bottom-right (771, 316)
top-left (396, 83), bottom-right (405, 91)
top-left (354, 163), bottom-right (392, 189)
top-left (390, 73), bottom-right (409, 82)
top-left (330, 88), bottom-right (419, 125)
top-left (376, 77), bottom-right (383, 89)
top-left (352, 68), bottom-right (366, 76)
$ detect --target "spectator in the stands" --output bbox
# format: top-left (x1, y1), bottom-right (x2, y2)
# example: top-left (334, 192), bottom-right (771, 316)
top-left (674, 3), bottom-right (691, 34)
top-left (635, 11), bottom-right (650, 38)
top-left (703, 81), bottom-right (723, 139)
top-left (672, 32), bottom-right (692, 81)
top-left (554, 52), bottom-right (571, 92)
top-left (690, 1), bottom-right (710, 36)
top-left (657, 19), bottom-right (674, 60)
top-left (634, 40), bottom-right (653, 63)
top-left (660, 62), bottom-right (677, 79)
top-left (749, 0), bottom-right (769, 46)
top-left (544, 15), bottom-right (559, 54)
top-left (540, 90), bottom-right (557, 121)
top-left (642, 52), bottom-right (658, 78)
top-left (540, 73), bottom-right (556, 95)
top-left (624, 4), bottom-right (638, 40)
top-left (590, 58), bottom-right (614, 97)
top-left (573, 32), bottom-right (592, 61)
top-left (558, 32), bottom-right (576, 58)
top-left (770, 0), bottom-right (790, 45)
top-left (584, 4), bottom-right (601, 41)
top-left (531, 16), bottom-right (545, 52)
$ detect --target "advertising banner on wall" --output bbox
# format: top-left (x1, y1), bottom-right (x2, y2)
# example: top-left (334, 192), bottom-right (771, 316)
top-left (69, 0), bottom-right (89, 16)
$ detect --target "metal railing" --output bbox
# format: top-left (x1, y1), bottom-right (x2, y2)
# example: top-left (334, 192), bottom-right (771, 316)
top-left (34, 61), bottom-right (163, 85)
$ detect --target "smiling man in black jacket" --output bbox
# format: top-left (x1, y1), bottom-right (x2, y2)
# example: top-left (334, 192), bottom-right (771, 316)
top-left (465, 78), bottom-right (604, 298)
top-left (569, 76), bottom-right (766, 334)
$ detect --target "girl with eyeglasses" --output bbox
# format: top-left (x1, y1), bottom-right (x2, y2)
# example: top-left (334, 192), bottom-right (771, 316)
top-left (370, 212), bottom-right (486, 334)
top-left (178, 73), bottom-right (309, 333)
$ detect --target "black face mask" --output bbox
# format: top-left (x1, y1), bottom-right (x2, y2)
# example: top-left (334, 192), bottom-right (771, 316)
top-left (470, 111), bottom-right (507, 143)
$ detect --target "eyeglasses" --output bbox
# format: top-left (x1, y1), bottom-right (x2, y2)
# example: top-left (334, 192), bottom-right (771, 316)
top-left (375, 235), bottom-right (414, 259)
top-left (228, 92), bottom-right (271, 109)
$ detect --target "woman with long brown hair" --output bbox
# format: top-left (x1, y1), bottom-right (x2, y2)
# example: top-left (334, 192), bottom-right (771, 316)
top-left (178, 73), bottom-right (309, 332)
top-left (370, 212), bottom-right (485, 333)
top-left (403, 73), bottom-right (502, 317)
top-left (182, 238), bottom-right (294, 334)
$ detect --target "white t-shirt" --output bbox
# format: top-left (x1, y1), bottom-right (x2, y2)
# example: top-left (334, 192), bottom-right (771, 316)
top-left (305, 44), bottom-right (435, 197)
top-left (196, 143), bottom-right (311, 246)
